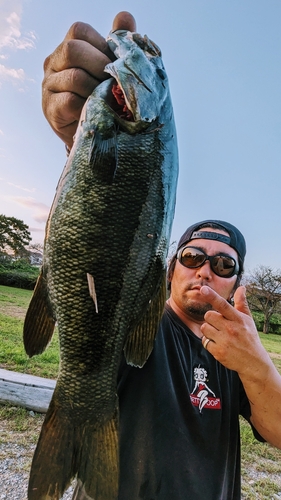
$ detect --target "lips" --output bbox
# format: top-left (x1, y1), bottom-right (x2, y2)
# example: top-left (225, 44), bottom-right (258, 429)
top-left (188, 282), bottom-right (205, 291)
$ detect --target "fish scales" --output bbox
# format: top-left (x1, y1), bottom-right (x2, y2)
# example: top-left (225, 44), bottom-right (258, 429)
top-left (23, 29), bottom-right (178, 500)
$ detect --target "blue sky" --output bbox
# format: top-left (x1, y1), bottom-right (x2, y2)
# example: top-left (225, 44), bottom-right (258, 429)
top-left (0, 0), bottom-right (281, 272)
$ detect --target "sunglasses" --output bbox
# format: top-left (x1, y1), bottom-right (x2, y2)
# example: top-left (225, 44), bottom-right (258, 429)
top-left (177, 246), bottom-right (239, 278)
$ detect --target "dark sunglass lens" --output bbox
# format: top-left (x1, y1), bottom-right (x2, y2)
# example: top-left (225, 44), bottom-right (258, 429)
top-left (181, 248), bottom-right (206, 268)
top-left (212, 256), bottom-right (236, 276)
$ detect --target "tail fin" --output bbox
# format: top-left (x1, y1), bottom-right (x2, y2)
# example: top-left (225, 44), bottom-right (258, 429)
top-left (76, 413), bottom-right (119, 499)
top-left (28, 398), bottom-right (119, 500)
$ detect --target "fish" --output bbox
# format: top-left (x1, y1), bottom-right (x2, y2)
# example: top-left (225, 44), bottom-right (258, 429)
top-left (23, 28), bottom-right (178, 500)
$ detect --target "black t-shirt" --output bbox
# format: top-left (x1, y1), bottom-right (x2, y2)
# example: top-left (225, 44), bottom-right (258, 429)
top-left (117, 304), bottom-right (262, 500)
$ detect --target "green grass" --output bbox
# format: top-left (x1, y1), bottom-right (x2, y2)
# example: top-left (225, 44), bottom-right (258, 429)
top-left (0, 285), bottom-right (60, 378)
top-left (0, 404), bottom-right (43, 436)
top-left (259, 332), bottom-right (281, 354)
top-left (0, 284), bottom-right (33, 309)
top-left (240, 417), bottom-right (281, 498)
top-left (258, 332), bottom-right (281, 373)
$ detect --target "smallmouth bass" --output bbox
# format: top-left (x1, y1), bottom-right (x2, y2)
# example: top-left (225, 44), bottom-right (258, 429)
top-left (24, 29), bottom-right (178, 500)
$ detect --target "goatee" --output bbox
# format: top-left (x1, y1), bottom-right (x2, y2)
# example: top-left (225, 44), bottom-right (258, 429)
top-left (184, 302), bottom-right (213, 321)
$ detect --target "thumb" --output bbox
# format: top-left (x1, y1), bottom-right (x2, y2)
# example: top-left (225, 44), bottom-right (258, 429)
top-left (233, 286), bottom-right (252, 316)
top-left (112, 12), bottom-right (137, 32)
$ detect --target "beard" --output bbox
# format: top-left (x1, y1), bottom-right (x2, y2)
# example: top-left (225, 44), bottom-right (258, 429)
top-left (181, 281), bottom-right (213, 321)
top-left (183, 300), bottom-right (213, 320)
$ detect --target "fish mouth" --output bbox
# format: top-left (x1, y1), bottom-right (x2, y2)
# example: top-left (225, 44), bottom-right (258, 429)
top-left (111, 82), bottom-right (134, 122)
top-left (98, 78), bottom-right (153, 134)
top-left (101, 77), bottom-right (152, 132)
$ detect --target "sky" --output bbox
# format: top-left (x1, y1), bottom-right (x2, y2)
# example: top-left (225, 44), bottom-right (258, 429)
top-left (0, 0), bottom-right (281, 272)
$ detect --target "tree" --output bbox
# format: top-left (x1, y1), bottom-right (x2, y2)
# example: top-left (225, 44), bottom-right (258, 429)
top-left (246, 265), bottom-right (281, 334)
top-left (0, 214), bottom-right (32, 257)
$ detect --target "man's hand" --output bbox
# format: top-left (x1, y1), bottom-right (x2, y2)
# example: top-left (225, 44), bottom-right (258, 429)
top-left (200, 285), bottom-right (268, 374)
top-left (42, 11), bottom-right (136, 149)
top-left (200, 285), bottom-right (281, 447)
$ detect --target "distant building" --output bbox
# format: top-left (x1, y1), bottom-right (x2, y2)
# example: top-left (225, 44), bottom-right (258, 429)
top-left (29, 251), bottom-right (43, 266)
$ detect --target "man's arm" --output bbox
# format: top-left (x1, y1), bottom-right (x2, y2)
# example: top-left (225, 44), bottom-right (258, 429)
top-left (42, 11), bottom-right (136, 150)
top-left (200, 285), bottom-right (281, 448)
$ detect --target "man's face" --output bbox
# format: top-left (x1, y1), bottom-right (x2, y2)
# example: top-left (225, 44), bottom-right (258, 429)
top-left (170, 228), bottom-right (239, 321)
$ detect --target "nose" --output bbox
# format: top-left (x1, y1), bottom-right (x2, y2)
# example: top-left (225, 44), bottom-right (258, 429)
top-left (195, 260), bottom-right (212, 280)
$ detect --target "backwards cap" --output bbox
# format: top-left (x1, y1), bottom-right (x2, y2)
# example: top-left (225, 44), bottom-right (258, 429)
top-left (177, 219), bottom-right (246, 268)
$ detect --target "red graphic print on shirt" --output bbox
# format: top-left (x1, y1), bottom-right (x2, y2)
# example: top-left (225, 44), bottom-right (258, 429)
top-left (190, 365), bottom-right (221, 413)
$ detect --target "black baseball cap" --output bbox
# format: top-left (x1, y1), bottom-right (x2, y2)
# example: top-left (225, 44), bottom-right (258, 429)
top-left (177, 219), bottom-right (246, 271)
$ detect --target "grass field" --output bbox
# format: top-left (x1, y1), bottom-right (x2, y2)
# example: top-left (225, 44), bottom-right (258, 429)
top-left (1, 284), bottom-right (281, 498)
top-left (0, 285), bottom-right (59, 378)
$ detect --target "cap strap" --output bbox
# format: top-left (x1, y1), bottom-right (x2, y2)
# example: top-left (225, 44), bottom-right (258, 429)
top-left (190, 231), bottom-right (231, 245)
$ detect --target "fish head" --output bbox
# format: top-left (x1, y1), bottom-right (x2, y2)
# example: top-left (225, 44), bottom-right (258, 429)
top-left (104, 30), bottom-right (169, 128)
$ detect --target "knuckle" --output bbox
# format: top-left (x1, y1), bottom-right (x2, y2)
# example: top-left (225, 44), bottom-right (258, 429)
top-left (43, 54), bottom-right (52, 72)
top-left (67, 21), bottom-right (89, 40)
top-left (68, 67), bottom-right (84, 87)
top-left (61, 39), bottom-right (77, 66)
top-left (225, 322), bottom-right (239, 338)
top-left (215, 346), bottom-right (227, 362)
top-left (204, 311), bottom-right (211, 322)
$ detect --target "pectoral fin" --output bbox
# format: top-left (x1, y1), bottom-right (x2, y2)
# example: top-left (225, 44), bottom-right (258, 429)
top-left (89, 128), bottom-right (118, 183)
top-left (123, 272), bottom-right (167, 367)
top-left (23, 269), bottom-right (56, 357)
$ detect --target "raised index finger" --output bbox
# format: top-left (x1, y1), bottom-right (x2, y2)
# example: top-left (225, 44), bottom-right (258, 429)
top-left (201, 286), bottom-right (236, 320)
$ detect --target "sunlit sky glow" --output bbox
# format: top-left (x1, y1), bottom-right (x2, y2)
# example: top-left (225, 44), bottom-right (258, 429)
top-left (1, 0), bottom-right (281, 272)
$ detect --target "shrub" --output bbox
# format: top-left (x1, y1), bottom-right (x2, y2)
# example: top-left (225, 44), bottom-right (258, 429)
top-left (0, 257), bottom-right (40, 290)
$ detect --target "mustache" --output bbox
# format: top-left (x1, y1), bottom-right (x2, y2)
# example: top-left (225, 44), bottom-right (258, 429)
top-left (185, 281), bottom-right (210, 291)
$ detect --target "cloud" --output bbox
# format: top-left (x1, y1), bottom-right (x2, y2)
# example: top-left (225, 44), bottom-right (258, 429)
top-left (0, 3), bottom-right (36, 52)
top-left (0, 63), bottom-right (25, 82)
top-left (8, 196), bottom-right (50, 223)
top-left (1, 177), bottom-right (36, 192)
top-left (0, 1), bottom-right (37, 88)
top-left (7, 182), bottom-right (35, 193)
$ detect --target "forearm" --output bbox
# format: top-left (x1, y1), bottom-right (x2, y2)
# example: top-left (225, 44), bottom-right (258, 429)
top-left (239, 352), bottom-right (281, 448)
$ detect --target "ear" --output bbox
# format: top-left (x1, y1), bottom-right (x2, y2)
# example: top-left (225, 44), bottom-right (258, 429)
top-left (167, 255), bottom-right (177, 286)
top-left (227, 276), bottom-right (239, 303)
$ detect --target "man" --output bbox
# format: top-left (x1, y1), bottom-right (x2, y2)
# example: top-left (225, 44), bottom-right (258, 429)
top-left (115, 219), bottom-right (280, 499)
top-left (43, 12), bottom-right (281, 499)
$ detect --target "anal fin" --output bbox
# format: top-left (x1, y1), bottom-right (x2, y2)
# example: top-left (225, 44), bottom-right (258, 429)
top-left (23, 269), bottom-right (56, 357)
top-left (123, 271), bottom-right (167, 367)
